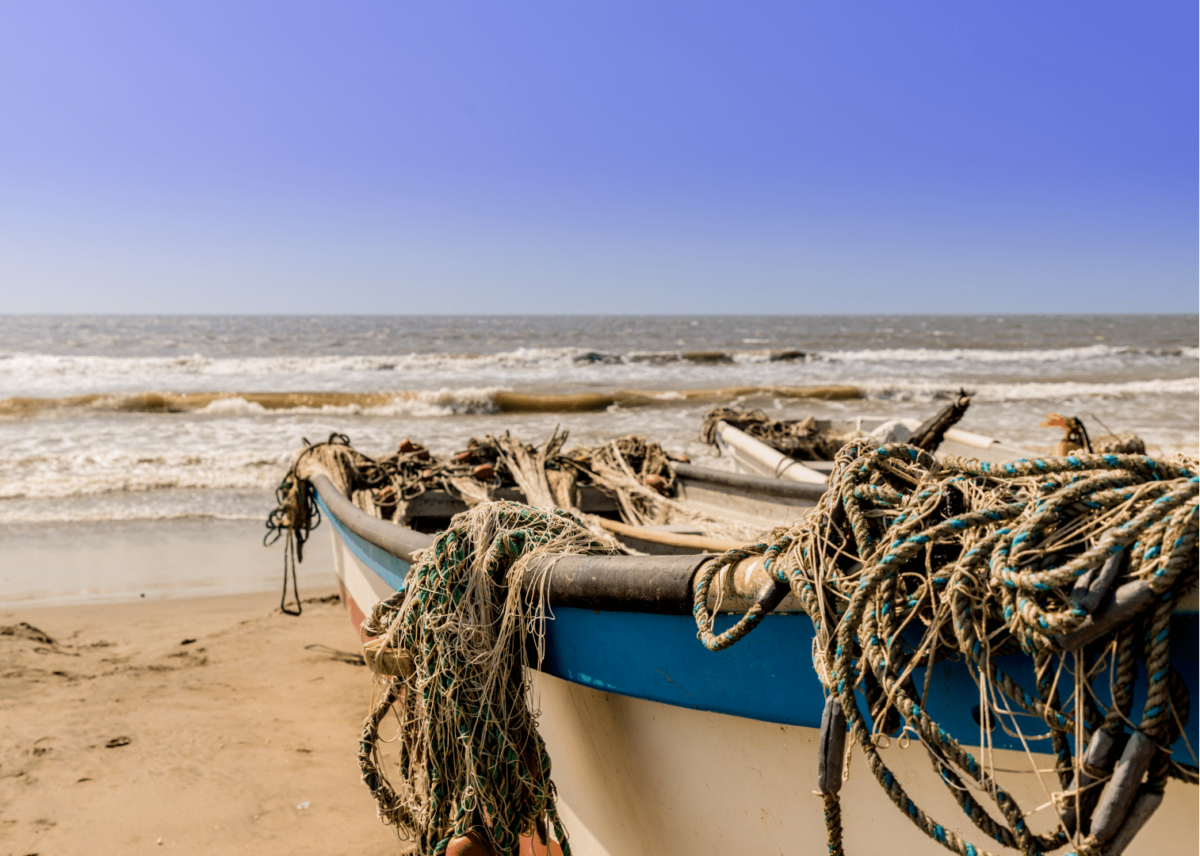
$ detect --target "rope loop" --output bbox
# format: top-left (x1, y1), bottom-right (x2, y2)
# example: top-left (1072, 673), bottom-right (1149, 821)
top-left (693, 544), bottom-right (768, 651)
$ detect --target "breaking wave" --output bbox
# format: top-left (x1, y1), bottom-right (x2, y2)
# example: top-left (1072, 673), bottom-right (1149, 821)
top-left (2, 376), bottom-right (1195, 420)
top-left (1, 343), bottom-right (1192, 384)
top-left (0, 384), bottom-right (861, 417)
top-left (864, 377), bottom-right (1200, 402)
top-left (821, 345), bottom-right (1200, 364)
top-left (0, 388), bottom-right (505, 417)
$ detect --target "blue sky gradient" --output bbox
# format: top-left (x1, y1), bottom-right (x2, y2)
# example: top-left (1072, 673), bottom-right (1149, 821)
top-left (1, 2), bottom-right (1195, 313)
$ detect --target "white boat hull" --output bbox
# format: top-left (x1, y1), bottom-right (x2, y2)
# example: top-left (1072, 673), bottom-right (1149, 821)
top-left (714, 419), bottom-right (1040, 482)
top-left (330, 523), bottom-right (1198, 856)
top-left (534, 673), bottom-right (1197, 856)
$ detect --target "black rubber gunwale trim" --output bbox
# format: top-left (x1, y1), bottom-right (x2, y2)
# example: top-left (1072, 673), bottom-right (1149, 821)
top-left (310, 474), bottom-right (710, 614)
top-left (311, 474), bottom-right (435, 563)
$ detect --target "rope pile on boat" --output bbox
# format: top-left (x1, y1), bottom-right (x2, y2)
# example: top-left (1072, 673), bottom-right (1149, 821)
top-left (359, 501), bottom-right (613, 856)
top-left (693, 440), bottom-right (1198, 856)
top-left (265, 430), bottom-right (765, 554)
top-left (264, 431), bottom-right (684, 523)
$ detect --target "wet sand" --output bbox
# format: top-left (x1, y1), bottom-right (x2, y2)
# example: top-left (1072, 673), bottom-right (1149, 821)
top-left (0, 590), bottom-right (412, 855)
top-left (0, 519), bottom-right (336, 608)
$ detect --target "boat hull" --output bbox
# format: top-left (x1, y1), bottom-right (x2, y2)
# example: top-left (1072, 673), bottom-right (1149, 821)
top-left (534, 671), bottom-right (1198, 856)
top-left (322, 493), bottom-right (1199, 856)
top-left (713, 419), bottom-right (1038, 481)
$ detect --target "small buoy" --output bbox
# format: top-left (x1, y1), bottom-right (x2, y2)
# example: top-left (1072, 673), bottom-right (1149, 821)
top-left (472, 464), bottom-right (496, 482)
top-left (644, 474), bottom-right (668, 494)
top-left (399, 439), bottom-right (431, 459)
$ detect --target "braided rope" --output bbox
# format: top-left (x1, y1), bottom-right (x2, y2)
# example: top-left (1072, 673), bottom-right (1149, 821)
top-left (693, 442), bottom-right (1198, 856)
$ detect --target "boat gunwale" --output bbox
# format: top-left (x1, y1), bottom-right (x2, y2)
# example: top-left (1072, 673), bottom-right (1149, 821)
top-left (672, 460), bottom-right (828, 500)
top-left (315, 480), bottom-right (1200, 763)
top-left (311, 474), bottom-right (717, 614)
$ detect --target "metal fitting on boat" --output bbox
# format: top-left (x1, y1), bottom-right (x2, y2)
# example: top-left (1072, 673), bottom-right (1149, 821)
top-left (1090, 730), bottom-right (1157, 843)
top-left (1099, 786), bottom-right (1164, 856)
top-left (818, 696), bottom-right (847, 795)
top-left (1069, 550), bottom-right (1127, 615)
top-left (1061, 727), bottom-right (1126, 836)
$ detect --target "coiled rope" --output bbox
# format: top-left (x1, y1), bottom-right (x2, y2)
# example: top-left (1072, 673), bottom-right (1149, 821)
top-left (693, 441), bottom-right (1198, 856)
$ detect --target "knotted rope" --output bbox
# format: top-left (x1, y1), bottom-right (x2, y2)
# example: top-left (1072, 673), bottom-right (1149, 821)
top-left (693, 441), bottom-right (1198, 856)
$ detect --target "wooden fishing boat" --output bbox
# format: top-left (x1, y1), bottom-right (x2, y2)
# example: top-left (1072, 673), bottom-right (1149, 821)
top-left (309, 456), bottom-right (1199, 856)
top-left (709, 417), bottom-right (1037, 482)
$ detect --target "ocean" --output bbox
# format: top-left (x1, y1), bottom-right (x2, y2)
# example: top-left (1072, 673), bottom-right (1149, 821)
top-left (2, 314), bottom-right (1196, 603)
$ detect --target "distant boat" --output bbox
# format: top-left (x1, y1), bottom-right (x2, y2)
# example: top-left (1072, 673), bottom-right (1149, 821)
top-left (708, 417), bottom-right (1038, 482)
top-left (306, 439), bottom-right (1198, 856)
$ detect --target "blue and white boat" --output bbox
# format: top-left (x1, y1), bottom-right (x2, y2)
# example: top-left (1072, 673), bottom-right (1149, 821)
top-left (309, 450), bottom-right (1199, 856)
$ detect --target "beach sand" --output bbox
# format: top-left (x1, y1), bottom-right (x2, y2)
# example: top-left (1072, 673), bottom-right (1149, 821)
top-left (0, 589), bottom-right (413, 855)
top-left (0, 519), bottom-right (338, 608)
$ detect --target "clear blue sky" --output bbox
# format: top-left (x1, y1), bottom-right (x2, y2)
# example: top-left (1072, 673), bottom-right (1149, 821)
top-left (0, 2), bottom-right (1195, 314)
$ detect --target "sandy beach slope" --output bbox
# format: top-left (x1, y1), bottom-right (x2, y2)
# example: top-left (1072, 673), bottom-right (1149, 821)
top-left (0, 591), bottom-right (412, 855)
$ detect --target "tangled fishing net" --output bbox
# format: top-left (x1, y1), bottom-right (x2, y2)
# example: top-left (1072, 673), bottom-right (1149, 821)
top-left (263, 429), bottom-right (689, 524)
top-left (359, 502), bottom-right (613, 856)
top-left (264, 430), bottom-right (765, 560)
top-left (693, 439), bottom-right (1198, 856)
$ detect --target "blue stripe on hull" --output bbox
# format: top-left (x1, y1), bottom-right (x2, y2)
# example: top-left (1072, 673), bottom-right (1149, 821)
top-left (539, 606), bottom-right (1199, 763)
top-left (316, 493), bottom-right (411, 592)
top-left (322, 502), bottom-right (1199, 764)
top-left (540, 607), bottom-right (824, 724)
